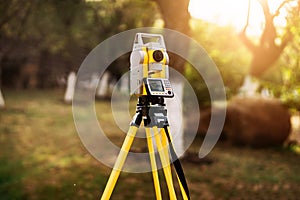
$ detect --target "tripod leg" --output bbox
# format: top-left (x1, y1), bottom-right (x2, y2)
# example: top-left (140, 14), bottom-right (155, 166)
top-left (160, 128), bottom-right (169, 160)
top-left (160, 128), bottom-right (172, 183)
top-left (160, 128), bottom-right (179, 199)
top-left (162, 126), bottom-right (190, 200)
top-left (100, 126), bottom-right (138, 200)
top-left (153, 126), bottom-right (177, 200)
top-left (145, 128), bottom-right (162, 200)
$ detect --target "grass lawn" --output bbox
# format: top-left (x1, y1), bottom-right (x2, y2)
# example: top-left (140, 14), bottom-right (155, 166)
top-left (0, 89), bottom-right (300, 199)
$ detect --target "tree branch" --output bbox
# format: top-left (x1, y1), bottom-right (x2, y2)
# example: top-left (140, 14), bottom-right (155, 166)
top-left (279, 30), bottom-right (293, 50)
top-left (273, 0), bottom-right (293, 17)
top-left (239, 30), bottom-right (257, 53)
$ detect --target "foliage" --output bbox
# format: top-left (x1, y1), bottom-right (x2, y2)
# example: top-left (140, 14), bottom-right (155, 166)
top-left (0, 0), bottom-right (159, 87)
top-left (184, 63), bottom-right (211, 106)
top-left (277, 4), bottom-right (300, 110)
top-left (258, 3), bottom-right (300, 110)
top-left (186, 19), bottom-right (251, 104)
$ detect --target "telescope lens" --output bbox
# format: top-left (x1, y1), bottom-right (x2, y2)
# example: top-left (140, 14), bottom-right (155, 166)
top-left (153, 50), bottom-right (164, 62)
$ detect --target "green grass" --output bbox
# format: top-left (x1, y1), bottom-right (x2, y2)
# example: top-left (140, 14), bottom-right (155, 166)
top-left (0, 89), bottom-right (300, 199)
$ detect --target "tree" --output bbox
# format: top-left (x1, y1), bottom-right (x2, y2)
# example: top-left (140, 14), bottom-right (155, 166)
top-left (0, 0), bottom-right (33, 106)
top-left (0, 0), bottom-right (159, 89)
top-left (152, 0), bottom-right (192, 156)
top-left (239, 0), bottom-right (298, 77)
top-left (268, 1), bottom-right (300, 110)
top-left (153, 0), bottom-right (190, 35)
top-left (153, 0), bottom-right (191, 73)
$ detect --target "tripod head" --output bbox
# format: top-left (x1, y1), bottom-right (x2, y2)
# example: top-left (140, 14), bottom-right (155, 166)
top-left (130, 33), bottom-right (174, 98)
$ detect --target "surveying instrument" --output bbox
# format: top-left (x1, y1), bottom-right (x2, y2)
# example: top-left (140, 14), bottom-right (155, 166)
top-left (100, 33), bottom-right (190, 200)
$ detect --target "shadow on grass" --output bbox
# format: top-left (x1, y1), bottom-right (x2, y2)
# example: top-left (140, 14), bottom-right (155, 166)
top-left (0, 158), bottom-right (28, 199)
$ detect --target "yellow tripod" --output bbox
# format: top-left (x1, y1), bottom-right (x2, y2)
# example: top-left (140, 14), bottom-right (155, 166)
top-left (100, 96), bottom-right (190, 200)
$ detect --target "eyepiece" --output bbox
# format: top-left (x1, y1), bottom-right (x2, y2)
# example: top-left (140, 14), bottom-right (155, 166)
top-left (152, 50), bottom-right (164, 62)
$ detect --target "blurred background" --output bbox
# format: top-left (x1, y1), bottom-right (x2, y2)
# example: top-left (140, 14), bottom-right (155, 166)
top-left (1, 0), bottom-right (300, 199)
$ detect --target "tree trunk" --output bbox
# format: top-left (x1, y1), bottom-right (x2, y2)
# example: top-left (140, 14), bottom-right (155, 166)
top-left (153, 0), bottom-right (191, 157)
top-left (239, 0), bottom-right (292, 77)
top-left (64, 71), bottom-right (76, 103)
top-left (238, 75), bottom-right (259, 96)
top-left (0, 55), bottom-right (4, 108)
top-left (166, 72), bottom-right (185, 156)
top-left (154, 0), bottom-right (191, 73)
top-left (96, 71), bottom-right (110, 98)
top-left (119, 73), bottom-right (129, 94)
top-left (0, 89), bottom-right (5, 108)
top-left (154, 0), bottom-right (190, 34)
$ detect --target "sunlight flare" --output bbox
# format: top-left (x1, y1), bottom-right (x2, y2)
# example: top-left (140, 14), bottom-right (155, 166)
top-left (188, 0), bottom-right (289, 35)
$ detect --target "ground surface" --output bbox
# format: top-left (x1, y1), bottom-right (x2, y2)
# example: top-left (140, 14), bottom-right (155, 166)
top-left (0, 89), bottom-right (300, 200)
